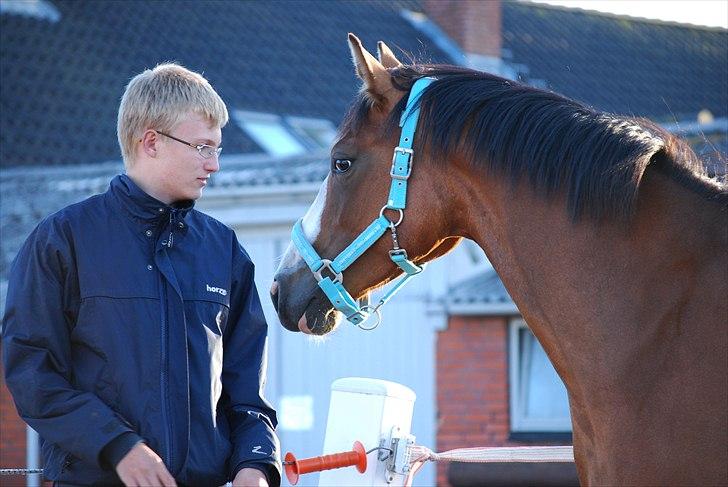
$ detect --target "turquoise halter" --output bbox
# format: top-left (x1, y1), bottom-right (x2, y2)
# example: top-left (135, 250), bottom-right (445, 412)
top-left (292, 77), bottom-right (434, 330)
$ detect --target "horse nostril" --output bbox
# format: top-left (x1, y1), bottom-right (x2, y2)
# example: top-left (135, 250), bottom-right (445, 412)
top-left (270, 280), bottom-right (280, 313)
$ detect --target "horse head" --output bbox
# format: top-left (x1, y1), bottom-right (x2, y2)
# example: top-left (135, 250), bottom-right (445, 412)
top-left (271, 34), bottom-right (463, 335)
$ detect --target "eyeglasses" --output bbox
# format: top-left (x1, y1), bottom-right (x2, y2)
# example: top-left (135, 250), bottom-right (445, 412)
top-left (156, 131), bottom-right (223, 159)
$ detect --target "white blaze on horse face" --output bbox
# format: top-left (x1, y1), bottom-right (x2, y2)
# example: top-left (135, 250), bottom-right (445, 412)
top-left (302, 175), bottom-right (328, 241)
top-left (278, 176), bottom-right (329, 271)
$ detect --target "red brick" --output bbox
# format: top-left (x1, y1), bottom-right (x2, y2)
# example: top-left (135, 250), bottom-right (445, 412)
top-left (436, 316), bottom-right (513, 487)
top-left (1, 360), bottom-right (28, 471)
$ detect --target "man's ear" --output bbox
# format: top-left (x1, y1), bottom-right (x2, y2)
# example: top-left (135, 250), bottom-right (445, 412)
top-left (348, 33), bottom-right (398, 109)
top-left (140, 129), bottom-right (159, 158)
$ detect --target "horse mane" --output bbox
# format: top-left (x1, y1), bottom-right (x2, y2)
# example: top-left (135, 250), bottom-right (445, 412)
top-left (340, 64), bottom-right (727, 222)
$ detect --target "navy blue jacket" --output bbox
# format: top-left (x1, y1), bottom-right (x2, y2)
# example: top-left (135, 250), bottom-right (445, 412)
top-left (2, 175), bottom-right (280, 486)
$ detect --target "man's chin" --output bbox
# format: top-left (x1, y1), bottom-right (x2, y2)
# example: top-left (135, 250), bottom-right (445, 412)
top-left (186, 188), bottom-right (204, 201)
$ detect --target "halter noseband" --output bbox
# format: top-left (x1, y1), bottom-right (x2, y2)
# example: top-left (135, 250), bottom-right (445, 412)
top-left (292, 77), bottom-right (435, 330)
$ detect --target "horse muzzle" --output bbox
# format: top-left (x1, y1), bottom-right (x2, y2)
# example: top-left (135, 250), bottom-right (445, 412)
top-left (271, 265), bottom-right (342, 335)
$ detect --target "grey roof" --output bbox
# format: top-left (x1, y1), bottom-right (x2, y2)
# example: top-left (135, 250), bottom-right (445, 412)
top-left (0, 162), bottom-right (120, 279)
top-left (501, 2), bottom-right (728, 121)
top-left (209, 152), bottom-right (329, 190)
top-left (0, 0), bottom-right (450, 168)
top-left (444, 268), bottom-right (518, 315)
top-left (2, 1), bottom-right (726, 169)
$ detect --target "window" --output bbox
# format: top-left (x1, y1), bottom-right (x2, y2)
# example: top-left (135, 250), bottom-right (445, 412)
top-left (234, 111), bottom-right (306, 157)
top-left (286, 116), bottom-right (337, 150)
top-left (509, 318), bottom-right (571, 432)
top-left (234, 111), bottom-right (337, 157)
top-left (0, 0), bottom-right (61, 22)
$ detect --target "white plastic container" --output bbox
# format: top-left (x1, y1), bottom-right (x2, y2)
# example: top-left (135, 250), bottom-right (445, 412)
top-left (318, 377), bottom-right (416, 487)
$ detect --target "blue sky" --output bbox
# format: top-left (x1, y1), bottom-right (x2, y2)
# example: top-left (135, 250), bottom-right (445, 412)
top-left (528, 0), bottom-right (728, 28)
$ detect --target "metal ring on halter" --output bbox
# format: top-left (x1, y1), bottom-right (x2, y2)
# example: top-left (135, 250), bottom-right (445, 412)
top-left (379, 206), bottom-right (404, 227)
top-left (357, 305), bottom-right (382, 331)
top-left (313, 259), bottom-right (343, 283)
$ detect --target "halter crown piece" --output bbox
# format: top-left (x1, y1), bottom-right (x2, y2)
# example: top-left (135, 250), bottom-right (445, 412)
top-left (292, 77), bottom-right (435, 330)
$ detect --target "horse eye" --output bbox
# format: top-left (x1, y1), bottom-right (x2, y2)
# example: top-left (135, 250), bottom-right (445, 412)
top-left (333, 159), bottom-right (353, 173)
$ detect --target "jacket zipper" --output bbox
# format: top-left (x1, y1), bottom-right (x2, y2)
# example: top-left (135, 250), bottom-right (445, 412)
top-left (159, 269), bottom-right (172, 467)
top-left (160, 210), bottom-right (178, 467)
top-left (167, 210), bottom-right (177, 248)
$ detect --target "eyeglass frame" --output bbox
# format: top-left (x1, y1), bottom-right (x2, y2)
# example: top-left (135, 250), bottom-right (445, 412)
top-left (155, 130), bottom-right (223, 159)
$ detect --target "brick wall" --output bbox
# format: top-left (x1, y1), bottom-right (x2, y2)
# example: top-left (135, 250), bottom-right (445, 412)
top-left (436, 315), bottom-right (518, 487)
top-left (1, 358), bottom-right (28, 486)
top-left (423, 0), bottom-right (502, 57)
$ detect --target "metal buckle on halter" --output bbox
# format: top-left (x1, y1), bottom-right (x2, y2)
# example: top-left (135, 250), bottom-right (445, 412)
top-left (312, 259), bottom-right (343, 284)
top-left (390, 147), bottom-right (413, 180)
top-left (389, 248), bottom-right (409, 260)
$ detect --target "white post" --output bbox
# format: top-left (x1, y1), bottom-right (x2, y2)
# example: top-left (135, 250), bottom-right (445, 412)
top-left (318, 377), bottom-right (416, 487)
top-left (26, 426), bottom-right (40, 487)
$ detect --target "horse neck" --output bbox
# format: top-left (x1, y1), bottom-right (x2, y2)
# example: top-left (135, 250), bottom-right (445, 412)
top-left (462, 163), bottom-right (727, 404)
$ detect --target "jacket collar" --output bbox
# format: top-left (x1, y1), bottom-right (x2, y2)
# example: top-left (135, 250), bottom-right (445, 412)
top-left (110, 174), bottom-right (195, 223)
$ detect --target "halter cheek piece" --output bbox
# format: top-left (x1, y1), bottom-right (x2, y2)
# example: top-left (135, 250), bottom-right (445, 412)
top-left (292, 77), bottom-right (435, 330)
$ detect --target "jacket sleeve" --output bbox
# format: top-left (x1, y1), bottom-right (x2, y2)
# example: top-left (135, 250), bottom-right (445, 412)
top-left (222, 237), bottom-right (281, 485)
top-left (1, 216), bottom-right (137, 469)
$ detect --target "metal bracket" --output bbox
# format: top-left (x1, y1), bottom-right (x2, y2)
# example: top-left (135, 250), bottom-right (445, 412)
top-left (381, 426), bottom-right (416, 483)
top-left (312, 259), bottom-right (343, 284)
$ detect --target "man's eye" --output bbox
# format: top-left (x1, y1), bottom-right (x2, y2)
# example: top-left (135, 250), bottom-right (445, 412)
top-left (333, 159), bottom-right (353, 173)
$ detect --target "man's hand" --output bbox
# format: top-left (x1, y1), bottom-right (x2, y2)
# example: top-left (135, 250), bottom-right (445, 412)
top-left (115, 443), bottom-right (177, 487)
top-left (233, 467), bottom-right (269, 487)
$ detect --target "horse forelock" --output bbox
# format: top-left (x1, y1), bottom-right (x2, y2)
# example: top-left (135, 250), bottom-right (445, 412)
top-left (338, 92), bottom-right (372, 141)
top-left (340, 64), bottom-right (726, 223)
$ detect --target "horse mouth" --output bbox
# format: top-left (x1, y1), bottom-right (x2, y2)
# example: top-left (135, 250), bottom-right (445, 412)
top-left (272, 281), bottom-right (341, 335)
top-left (299, 297), bottom-right (342, 335)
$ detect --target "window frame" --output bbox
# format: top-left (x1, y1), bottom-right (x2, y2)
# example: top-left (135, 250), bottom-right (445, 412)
top-left (508, 318), bottom-right (572, 433)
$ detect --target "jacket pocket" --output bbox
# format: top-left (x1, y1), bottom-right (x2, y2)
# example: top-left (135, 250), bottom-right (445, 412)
top-left (40, 442), bottom-right (78, 479)
top-left (61, 453), bottom-right (80, 473)
top-left (40, 442), bottom-right (64, 479)
top-left (184, 294), bottom-right (230, 335)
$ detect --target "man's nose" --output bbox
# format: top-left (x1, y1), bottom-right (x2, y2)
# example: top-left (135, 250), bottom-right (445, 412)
top-left (204, 155), bottom-right (220, 173)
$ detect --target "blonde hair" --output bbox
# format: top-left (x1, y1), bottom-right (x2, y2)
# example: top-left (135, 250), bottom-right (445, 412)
top-left (117, 62), bottom-right (229, 166)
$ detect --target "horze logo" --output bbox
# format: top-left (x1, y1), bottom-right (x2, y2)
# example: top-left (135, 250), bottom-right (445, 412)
top-left (206, 284), bottom-right (228, 296)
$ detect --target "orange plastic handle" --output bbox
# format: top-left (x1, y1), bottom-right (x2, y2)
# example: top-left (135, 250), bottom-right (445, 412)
top-left (284, 441), bottom-right (367, 485)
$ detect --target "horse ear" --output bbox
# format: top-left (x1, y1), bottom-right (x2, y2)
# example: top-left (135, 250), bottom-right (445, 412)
top-left (348, 33), bottom-right (394, 106)
top-left (377, 41), bottom-right (402, 69)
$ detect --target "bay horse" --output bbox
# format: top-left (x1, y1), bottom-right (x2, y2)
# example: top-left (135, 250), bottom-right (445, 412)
top-left (271, 34), bottom-right (727, 485)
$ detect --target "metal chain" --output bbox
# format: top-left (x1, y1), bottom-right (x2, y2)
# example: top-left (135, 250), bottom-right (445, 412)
top-left (389, 222), bottom-right (400, 250)
top-left (0, 468), bottom-right (44, 475)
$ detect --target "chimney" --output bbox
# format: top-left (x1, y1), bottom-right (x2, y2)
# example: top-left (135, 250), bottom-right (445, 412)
top-left (423, 0), bottom-right (503, 74)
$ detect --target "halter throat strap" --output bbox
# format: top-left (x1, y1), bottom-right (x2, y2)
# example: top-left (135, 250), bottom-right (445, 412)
top-left (292, 77), bottom-right (435, 328)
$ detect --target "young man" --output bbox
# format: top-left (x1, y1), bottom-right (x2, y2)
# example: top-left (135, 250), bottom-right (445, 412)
top-left (2, 64), bottom-right (280, 487)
